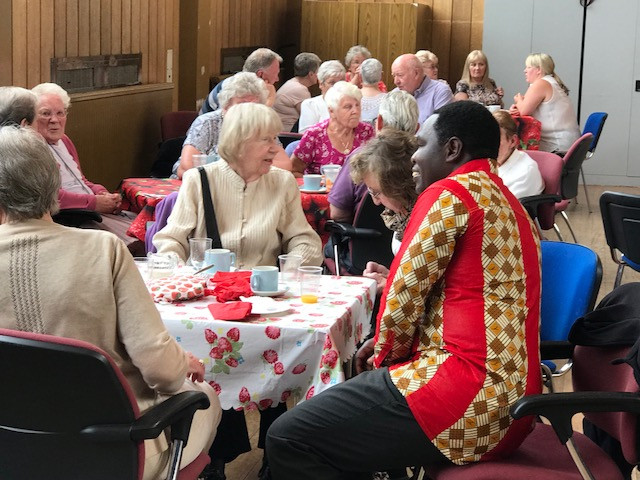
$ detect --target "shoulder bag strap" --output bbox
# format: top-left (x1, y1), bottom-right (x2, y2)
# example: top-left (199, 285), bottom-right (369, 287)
top-left (198, 166), bottom-right (223, 248)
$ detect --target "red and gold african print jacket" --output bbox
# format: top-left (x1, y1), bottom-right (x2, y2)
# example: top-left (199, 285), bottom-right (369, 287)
top-left (373, 159), bottom-right (542, 465)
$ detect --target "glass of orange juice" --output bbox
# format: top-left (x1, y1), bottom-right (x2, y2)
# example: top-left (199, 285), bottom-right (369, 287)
top-left (298, 266), bottom-right (323, 303)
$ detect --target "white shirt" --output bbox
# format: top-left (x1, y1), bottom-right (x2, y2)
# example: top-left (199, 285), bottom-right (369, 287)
top-left (298, 95), bottom-right (329, 133)
top-left (534, 76), bottom-right (581, 152)
top-left (498, 149), bottom-right (545, 199)
top-left (49, 141), bottom-right (92, 195)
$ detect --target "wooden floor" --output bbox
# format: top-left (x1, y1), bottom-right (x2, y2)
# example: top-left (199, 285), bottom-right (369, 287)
top-left (223, 183), bottom-right (640, 480)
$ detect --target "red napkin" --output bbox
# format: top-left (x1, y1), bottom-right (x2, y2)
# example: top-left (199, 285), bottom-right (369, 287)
top-left (209, 271), bottom-right (252, 302)
top-left (208, 301), bottom-right (252, 320)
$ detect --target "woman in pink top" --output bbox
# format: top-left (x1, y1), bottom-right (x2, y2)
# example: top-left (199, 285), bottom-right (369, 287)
top-left (291, 81), bottom-right (374, 175)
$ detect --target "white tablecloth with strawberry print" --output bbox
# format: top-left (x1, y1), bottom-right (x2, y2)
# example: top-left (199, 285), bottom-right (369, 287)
top-left (155, 275), bottom-right (376, 410)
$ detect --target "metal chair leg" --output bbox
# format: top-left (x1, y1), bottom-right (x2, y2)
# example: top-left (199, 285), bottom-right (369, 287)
top-left (553, 223), bottom-right (565, 242)
top-left (614, 263), bottom-right (625, 288)
top-left (560, 211), bottom-right (578, 243)
top-left (580, 167), bottom-right (592, 213)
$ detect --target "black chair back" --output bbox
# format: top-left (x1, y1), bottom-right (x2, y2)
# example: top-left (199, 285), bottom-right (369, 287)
top-left (151, 136), bottom-right (185, 178)
top-left (600, 191), bottom-right (640, 267)
top-left (0, 329), bottom-right (139, 479)
top-left (349, 194), bottom-right (394, 273)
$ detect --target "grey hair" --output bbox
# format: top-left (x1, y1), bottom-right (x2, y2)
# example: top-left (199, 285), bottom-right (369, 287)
top-left (317, 60), bottom-right (346, 84)
top-left (360, 58), bottom-right (383, 85)
top-left (345, 45), bottom-right (371, 68)
top-left (0, 87), bottom-right (37, 126)
top-left (218, 72), bottom-right (269, 110)
top-left (32, 83), bottom-right (71, 110)
top-left (378, 90), bottom-right (419, 133)
top-left (324, 81), bottom-right (362, 110)
top-left (294, 52), bottom-right (321, 77)
top-left (243, 48), bottom-right (283, 73)
top-left (218, 103), bottom-right (283, 164)
top-left (0, 125), bottom-right (60, 220)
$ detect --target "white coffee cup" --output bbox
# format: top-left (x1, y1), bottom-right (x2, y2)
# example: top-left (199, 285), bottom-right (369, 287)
top-left (204, 248), bottom-right (236, 274)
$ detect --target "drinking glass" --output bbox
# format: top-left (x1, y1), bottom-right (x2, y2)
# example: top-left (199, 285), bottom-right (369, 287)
top-left (278, 254), bottom-right (303, 290)
top-left (298, 266), bottom-right (323, 303)
top-left (188, 238), bottom-right (213, 270)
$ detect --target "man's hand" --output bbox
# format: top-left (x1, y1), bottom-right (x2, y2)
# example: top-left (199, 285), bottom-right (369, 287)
top-left (363, 261), bottom-right (389, 295)
top-left (355, 338), bottom-right (375, 374)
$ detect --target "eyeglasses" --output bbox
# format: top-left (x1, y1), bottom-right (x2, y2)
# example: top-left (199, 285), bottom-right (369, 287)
top-left (367, 187), bottom-right (382, 199)
top-left (38, 110), bottom-right (67, 120)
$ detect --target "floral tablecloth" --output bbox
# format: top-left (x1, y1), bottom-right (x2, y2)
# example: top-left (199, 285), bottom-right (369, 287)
top-left (118, 177), bottom-right (331, 245)
top-left (154, 275), bottom-right (376, 410)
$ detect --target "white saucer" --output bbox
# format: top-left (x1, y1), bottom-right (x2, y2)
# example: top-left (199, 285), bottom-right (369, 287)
top-left (250, 286), bottom-right (290, 297)
top-left (240, 295), bottom-right (291, 315)
top-left (299, 187), bottom-right (327, 194)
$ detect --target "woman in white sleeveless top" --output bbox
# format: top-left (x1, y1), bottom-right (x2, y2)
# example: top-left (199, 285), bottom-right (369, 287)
top-left (509, 53), bottom-right (580, 153)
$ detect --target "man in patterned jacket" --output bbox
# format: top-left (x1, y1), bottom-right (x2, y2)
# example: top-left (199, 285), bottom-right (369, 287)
top-left (266, 101), bottom-right (542, 480)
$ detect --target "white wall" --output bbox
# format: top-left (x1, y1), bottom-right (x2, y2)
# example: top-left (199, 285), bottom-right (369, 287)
top-left (484, 0), bottom-right (640, 187)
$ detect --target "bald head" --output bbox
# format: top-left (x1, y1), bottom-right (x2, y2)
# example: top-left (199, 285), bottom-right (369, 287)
top-left (391, 54), bottom-right (425, 94)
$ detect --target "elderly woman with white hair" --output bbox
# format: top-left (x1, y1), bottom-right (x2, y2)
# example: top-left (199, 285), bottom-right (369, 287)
top-left (359, 58), bottom-right (387, 123)
top-left (298, 60), bottom-right (346, 133)
top-left (154, 102), bottom-right (322, 480)
top-left (175, 71), bottom-right (269, 178)
top-left (31, 82), bottom-right (142, 254)
top-left (0, 125), bottom-right (220, 480)
top-left (292, 81), bottom-right (374, 176)
top-left (154, 102), bottom-right (322, 268)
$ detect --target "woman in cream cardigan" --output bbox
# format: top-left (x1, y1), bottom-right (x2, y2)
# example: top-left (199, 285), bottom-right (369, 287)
top-left (0, 125), bottom-right (220, 480)
top-left (153, 102), bottom-right (322, 480)
top-left (153, 102), bottom-right (323, 270)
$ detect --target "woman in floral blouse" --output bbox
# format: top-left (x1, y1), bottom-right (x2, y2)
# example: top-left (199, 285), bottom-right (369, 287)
top-left (454, 50), bottom-right (504, 107)
top-left (291, 81), bottom-right (374, 176)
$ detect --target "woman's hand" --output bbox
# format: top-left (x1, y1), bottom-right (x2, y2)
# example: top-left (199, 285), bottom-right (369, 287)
top-left (363, 261), bottom-right (389, 295)
top-left (509, 103), bottom-right (520, 116)
top-left (186, 352), bottom-right (205, 382)
top-left (496, 86), bottom-right (504, 98)
top-left (355, 338), bottom-right (375, 374)
top-left (95, 193), bottom-right (121, 214)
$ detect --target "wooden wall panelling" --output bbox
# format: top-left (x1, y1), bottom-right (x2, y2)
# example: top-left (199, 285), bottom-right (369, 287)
top-left (66, 0), bottom-right (78, 57)
top-left (130, 0), bottom-right (140, 55)
top-left (121, 0), bottom-right (131, 54)
top-left (53, 0), bottom-right (66, 58)
top-left (111, 0), bottom-right (122, 55)
top-left (148, 0), bottom-right (158, 83)
top-left (450, 0), bottom-right (472, 87)
top-left (11, 0), bottom-right (27, 86)
top-left (78, 0), bottom-right (90, 56)
top-left (139, 0), bottom-right (149, 83)
top-left (100, 0), bottom-right (111, 56)
top-left (26, 1), bottom-right (41, 86)
top-left (430, 0), bottom-right (452, 82)
top-left (41, 0), bottom-right (55, 81)
top-left (0, 1), bottom-right (12, 86)
top-left (90, 0), bottom-right (101, 56)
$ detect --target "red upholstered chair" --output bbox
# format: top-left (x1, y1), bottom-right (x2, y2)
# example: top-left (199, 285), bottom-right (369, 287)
top-left (0, 328), bottom-right (211, 480)
top-left (419, 344), bottom-right (640, 480)
top-left (555, 133), bottom-right (594, 243)
top-left (161, 111), bottom-right (198, 141)
top-left (520, 150), bottom-right (563, 236)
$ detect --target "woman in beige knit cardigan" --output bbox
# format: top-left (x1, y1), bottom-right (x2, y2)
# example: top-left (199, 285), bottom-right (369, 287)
top-left (0, 125), bottom-right (221, 480)
top-left (153, 102), bottom-right (323, 270)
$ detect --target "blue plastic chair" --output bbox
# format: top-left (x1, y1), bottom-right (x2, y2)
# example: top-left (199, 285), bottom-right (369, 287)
top-left (540, 241), bottom-right (602, 391)
top-left (580, 112), bottom-right (608, 213)
top-left (600, 191), bottom-right (640, 288)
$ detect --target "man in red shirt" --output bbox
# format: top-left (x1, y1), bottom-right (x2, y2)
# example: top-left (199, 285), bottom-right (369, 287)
top-left (266, 101), bottom-right (542, 479)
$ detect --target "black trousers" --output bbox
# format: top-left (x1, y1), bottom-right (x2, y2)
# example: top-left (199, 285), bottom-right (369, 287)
top-left (210, 402), bottom-right (288, 462)
top-left (266, 367), bottom-right (451, 480)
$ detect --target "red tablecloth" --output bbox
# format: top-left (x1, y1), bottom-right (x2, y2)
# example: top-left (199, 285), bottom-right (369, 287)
top-left (119, 177), bottom-right (331, 245)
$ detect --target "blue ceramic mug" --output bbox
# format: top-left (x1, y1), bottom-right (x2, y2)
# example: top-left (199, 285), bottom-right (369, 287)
top-left (250, 266), bottom-right (279, 292)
